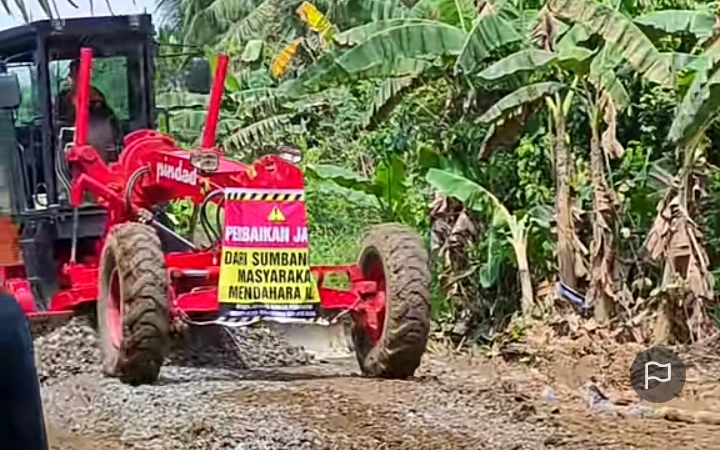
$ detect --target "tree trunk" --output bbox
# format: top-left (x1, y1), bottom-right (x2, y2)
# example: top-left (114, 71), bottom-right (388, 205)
top-left (589, 116), bottom-right (615, 321)
top-left (553, 114), bottom-right (577, 289)
top-left (513, 239), bottom-right (535, 315)
top-left (429, 195), bottom-right (480, 328)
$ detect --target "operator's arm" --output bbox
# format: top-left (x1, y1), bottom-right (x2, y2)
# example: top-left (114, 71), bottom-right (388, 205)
top-left (0, 293), bottom-right (49, 450)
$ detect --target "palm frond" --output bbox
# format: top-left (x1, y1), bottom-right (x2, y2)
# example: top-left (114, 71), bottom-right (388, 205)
top-left (219, 0), bottom-right (287, 45)
top-left (224, 114), bottom-right (294, 149)
top-left (364, 75), bottom-right (419, 128)
top-left (232, 87), bottom-right (289, 118)
top-left (205, 0), bottom-right (257, 24)
top-left (156, 0), bottom-right (185, 31)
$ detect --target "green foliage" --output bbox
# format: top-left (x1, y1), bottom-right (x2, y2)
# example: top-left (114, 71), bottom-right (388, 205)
top-left (306, 153), bottom-right (425, 228)
top-left (455, 13), bottom-right (523, 73)
top-left (479, 82), bottom-right (567, 123)
top-left (634, 9), bottom-right (715, 42)
top-left (152, 0), bottom-right (720, 336)
top-left (548, 0), bottom-right (675, 87)
top-left (92, 58), bottom-right (130, 120)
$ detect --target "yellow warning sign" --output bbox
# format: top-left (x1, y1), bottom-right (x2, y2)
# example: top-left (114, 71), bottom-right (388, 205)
top-left (267, 207), bottom-right (285, 223)
top-left (219, 249), bottom-right (319, 306)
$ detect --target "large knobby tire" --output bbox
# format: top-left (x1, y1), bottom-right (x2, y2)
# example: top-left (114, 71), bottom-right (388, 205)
top-left (352, 223), bottom-right (431, 379)
top-left (97, 223), bottom-right (170, 386)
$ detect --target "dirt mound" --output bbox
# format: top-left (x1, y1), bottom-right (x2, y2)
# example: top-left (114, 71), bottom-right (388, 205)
top-left (492, 317), bottom-right (720, 447)
top-left (504, 318), bottom-right (720, 404)
top-left (521, 322), bottom-right (644, 394)
top-left (167, 323), bottom-right (314, 369)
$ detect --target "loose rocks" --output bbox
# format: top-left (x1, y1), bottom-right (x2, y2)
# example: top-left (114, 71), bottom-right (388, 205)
top-left (39, 317), bottom-right (320, 448)
top-left (45, 372), bottom-right (324, 450)
top-left (35, 317), bottom-right (102, 385)
top-left (34, 316), bottom-right (312, 386)
top-left (167, 324), bottom-right (313, 370)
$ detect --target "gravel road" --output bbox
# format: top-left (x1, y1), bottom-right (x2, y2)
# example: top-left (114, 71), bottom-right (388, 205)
top-left (37, 319), bottom-right (720, 450)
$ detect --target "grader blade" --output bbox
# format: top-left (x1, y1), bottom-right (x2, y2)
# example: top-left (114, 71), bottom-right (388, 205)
top-left (264, 319), bottom-right (354, 361)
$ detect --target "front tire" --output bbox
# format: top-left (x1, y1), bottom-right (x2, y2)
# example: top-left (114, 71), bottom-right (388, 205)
top-left (351, 224), bottom-right (431, 378)
top-left (97, 223), bottom-right (170, 385)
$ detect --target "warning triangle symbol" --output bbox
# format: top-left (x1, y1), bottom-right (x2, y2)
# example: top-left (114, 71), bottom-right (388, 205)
top-left (267, 207), bottom-right (286, 223)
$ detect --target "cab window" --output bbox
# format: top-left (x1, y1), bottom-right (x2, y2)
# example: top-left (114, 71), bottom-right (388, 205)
top-left (49, 56), bottom-right (130, 121)
top-left (6, 62), bottom-right (37, 124)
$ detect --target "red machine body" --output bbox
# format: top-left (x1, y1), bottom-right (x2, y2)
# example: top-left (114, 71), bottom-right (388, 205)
top-left (5, 48), bottom-right (386, 343)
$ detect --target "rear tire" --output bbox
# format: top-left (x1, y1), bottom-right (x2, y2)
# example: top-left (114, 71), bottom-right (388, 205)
top-left (352, 224), bottom-right (431, 378)
top-left (97, 223), bottom-right (170, 385)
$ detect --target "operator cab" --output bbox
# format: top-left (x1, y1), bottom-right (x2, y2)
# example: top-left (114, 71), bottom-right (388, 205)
top-left (0, 14), bottom-right (156, 308)
top-left (0, 14), bottom-right (155, 213)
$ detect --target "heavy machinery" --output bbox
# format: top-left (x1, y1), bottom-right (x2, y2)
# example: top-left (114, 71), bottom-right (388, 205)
top-left (0, 14), bottom-right (431, 385)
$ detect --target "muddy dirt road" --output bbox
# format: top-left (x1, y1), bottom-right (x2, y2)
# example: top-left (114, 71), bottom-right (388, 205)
top-left (38, 319), bottom-right (720, 450)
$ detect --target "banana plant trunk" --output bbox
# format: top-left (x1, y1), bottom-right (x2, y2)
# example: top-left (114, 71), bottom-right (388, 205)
top-left (554, 114), bottom-right (577, 289)
top-left (589, 116), bottom-right (615, 321)
top-left (512, 239), bottom-right (535, 315)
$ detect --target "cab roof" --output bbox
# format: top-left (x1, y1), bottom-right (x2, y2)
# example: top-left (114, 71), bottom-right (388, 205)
top-left (0, 14), bottom-right (153, 63)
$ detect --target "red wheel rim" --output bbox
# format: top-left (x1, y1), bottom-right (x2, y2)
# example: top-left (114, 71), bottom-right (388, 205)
top-left (357, 250), bottom-right (388, 345)
top-left (107, 268), bottom-right (123, 349)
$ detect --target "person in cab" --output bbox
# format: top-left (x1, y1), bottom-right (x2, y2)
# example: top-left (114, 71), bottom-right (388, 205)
top-left (56, 58), bottom-right (123, 164)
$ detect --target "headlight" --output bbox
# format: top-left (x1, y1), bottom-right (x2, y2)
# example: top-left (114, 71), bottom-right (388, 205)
top-left (190, 151), bottom-right (220, 172)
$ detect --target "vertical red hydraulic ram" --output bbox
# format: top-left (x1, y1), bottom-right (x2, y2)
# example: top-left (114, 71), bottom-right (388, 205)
top-left (201, 55), bottom-right (229, 150)
top-left (74, 47), bottom-right (93, 147)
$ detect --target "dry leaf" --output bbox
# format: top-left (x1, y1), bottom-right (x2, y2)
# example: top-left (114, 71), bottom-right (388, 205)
top-left (600, 94), bottom-right (624, 159)
top-left (531, 7), bottom-right (558, 51)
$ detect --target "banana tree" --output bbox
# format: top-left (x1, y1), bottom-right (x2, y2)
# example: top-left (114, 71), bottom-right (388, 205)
top-left (476, 0), bottom-right (680, 319)
top-left (633, 8), bottom-right (716, 46)
top-left (257, 1), bottom-right (529, 318)
top-left (272, 2), bottom-right (532, 316)
top-left (475, 2), bottom-right (646, 295)
top-left (579, 46), bottom-right (628, 321)
top-left (644, 142), bottom-right (715, 343)
top-left (426, 168), bottom-right (543, 315)
top-left (475, 46), bottom-right (587, 293)
top-left (640, 13), bottom-right (720, 342)
top-left (545, 0), bottom-right (677, 306)
top-left (281, 0), bottom-right (528, 121)
top-left (551, 0), bottom-right (717, 336)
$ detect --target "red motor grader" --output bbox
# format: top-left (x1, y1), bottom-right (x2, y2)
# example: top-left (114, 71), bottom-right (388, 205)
top-left (0, 14), bottom-right (430, 385)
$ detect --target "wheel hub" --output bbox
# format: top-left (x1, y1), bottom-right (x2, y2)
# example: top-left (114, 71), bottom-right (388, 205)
top-left (355, 253), bottom-right (388, 345)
